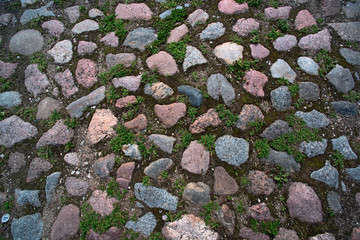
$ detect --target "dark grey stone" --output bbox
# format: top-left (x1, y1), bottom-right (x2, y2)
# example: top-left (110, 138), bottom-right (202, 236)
top-left (207, 73), bottom-right (235, 106)
top-left (340, 48), bottom-right (360, 65)
top-left (11, 213), bottom-right (43, 240)
top-left (265, 149), bottom-right (300, 173)
top-left (260, 120), bottom-right (292, 141)
top-left (328, 22), bottom-right (360, 42)
top-left (45, 172), bottom-right (61, 202)
top-left (20, 2), bottom-right (55, 25)
top-left (123, 28), bottom-right (157, 51)
top-left (331, 136), bottom-right (358, 160)
top-left (325, 64), bottom-right (354, 93)
top-left (15, 189), bottom-right (41, 207)
top-left (94, 154), bottom-right (115, 179)
top-left (178, 85), bottom-right (203, 107)
top-left (215, 135), bottom-right (249, 166)
top-left (343, 0), bottom-right (360, 19)
top-left (183, 46), bottom-right (207, 72)
top-left (183, 182), bottom-right (210, 206)
top-left (270, 86), bottom-right (292, 111)
top-left (125, 212), bottom-right (157, 237)
top-left (148, 134), bottom-right (176, 154)
top-left (346, 165), bottom-right (360, 182)
top-left (144, 158), bottom-right (173, 178)
top-left (299, 139), bottom-right (327, 158)
top-left (327, 191), bottom-right (341, 212)
top-left (310, 161), bottom-right (339, 188)
top-left (299, 82), bottom-right (320, 101)
top-left (0, 91), bottom-right (21, 109)
top-left (200, 22), bottom-right (225, 40)
top-left (331, 101), bottom-right (359, 116)
top-left (295, 110), bottom-right (330, 129)
top-left (9, 29), bottom-right (44, 56)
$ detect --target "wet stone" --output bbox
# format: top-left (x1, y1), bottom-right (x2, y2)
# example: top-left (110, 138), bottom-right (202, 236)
top-left (50, 204), bottom-right (80, 240)
top-left (144, 82), bottom-right (174, 100)
top-left (273, 35), bottom-right (297, 51)
top-left (232, 18), bottom-right (259, 37)
top-left (270, 59), bottom-right (296, 83)
top-left (189, 108), bottom-right (222, 134)
top-left (274, 228), bottom-right (300, 240)
top-left (20, 2), bottom-right (55, 25)
top-left (271, 86), bottom-right (292, 111)
top-left (181, 141), bottom-right (209, 174)
top-left (36, 119), bottom-right (74, 148)
top-left (243, 69), bottom-right (268, 97)
top-left (113, 75), bottom-right (141, 92)
top-left (309, 233), bottom-right (336, 240)
top-left (299, 82), bottom-right (320, 101)
top-left (346, 165), bottom-right (360, 183)
top-left (25, 64), bottom-right (50, 97)
top-left (125, 212), bottom-right (157, 237)
top-left (124, 114), bottom-right (148, 132)
top-left (299, 139), bottom-right (327, 158)
top-left (178, 85), bottom-right (203, 107)
top-left (331, 101), bottom-right (359, 116)
top-left (214, 166), bottom-right (238, 196)
top-left (15, 189), bottom-right (41, 207)
top-left (27, 158), bottom-right (53, 182)
top-left (297, 57), bottom-right (320, 76)
top-left (331, 136), bottom-right (358, 160)
top-left (8, 152), bottom-right (25, 174)
top-left (123, 27), bottom-right (157, 51)
top-left (326, 64), bottom-right (354, 93)
top-left (100, 32), bottom-right (119, 47)
top-left (248, 170), bottom-right (275, 195)
top-left (264, 6), bottom-right (292, 20)
top-left (122, 144), bottom-right (142, 160)
top-left (146, 51), bottom-right (178, 76)
top-left (54, 69), bottom-right (78, 98)
top-left (311, 161), bottom-right (339, 188)
top-left (265, 149), bottom-right (300, 173)
top-left (298, 28), bottom-right (332, 51)
top-left (76, 59), bottom-right (98, 88)
top-left (148, 134), bottom-right (176, 154)
top-left (154, 103), bottom-right (186, 127)
top-left (87, 109), bottom-right (118, 144)
top-left (295, 10), bottom-right (317, 30)
top-left (115, 3), bottom-right (153, 21)
top-left (115, 95), bottom-right (137, 108)
top-left (236, 104), bottom-right (264, 130)
top-left (78, 41), bottom-right (98, 56)
top-left (214, 42), bottom-right (243, 65)
top-left (11, 213), bottom-right (43, 240)
top-left (295, 110), bottom-right (330, 129)
top-left (0, 60), bottom-right (17, 79)
top-left (218, 0), bottom-right (248, 15)
top-left (183, 46), bottom-right (207, 72)
top-left (167, 24), bottom-right (189, 43)
top-left (71, 19), bottom-right (99, 34)
top-left (215, 135), bottom-right (249, 166)
top-left (200, 22), bottom-right (225, 40)
top-left (250, 44), bottom-right (270, 60)
top-left (340, 48), bottom-right (360, 65)
top-left (0, 91), bottom-right (21, 109)
top-left (36, 97), bottom-right (61, 120)
top-left (144, 158), bottom-right (173, 178)
top-left (260, 120), bottom-right (291, 141)
top-left (94, 154), bottom-right (116, 179)
top-left (106, 53), bottom-right (136, 68)
top-left (65, 6), bottom-right (80, 24)
top-left (187, 9), bottom-right (209, 27)
top-left (65, 177), bottom-right (89, 196)
top-left (207, 73), bottom-right (235, 106)
top-left (327, 191), bottom-right (341, 213)
top-left (45, 172), bottom-right (61, 202)
top-left (89, 190), bottom-right (118, 216)
top-left (10, 29), bottom-right (44, 56)
top-left (248, 203), bottom-right (273, 221)
top-left (217, 204), bottom-right (235, 235)
top-left (116, 162), bottom-right (135, 189)
top-left (239, 227), bottom-right (270, 240)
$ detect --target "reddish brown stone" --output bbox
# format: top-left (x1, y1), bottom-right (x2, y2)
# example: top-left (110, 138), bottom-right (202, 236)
top-left (274, 228), bottom-right (300, 240)
top-left (115, 95), bottom-right (137, 108)
top-left (217, 204), bottom-right (235, 235)
top-left (351, 228), bottom-right (360, 240)
top-left (232, 18), bottom-right (259, 37)
top-left (87, 227), bottom-right (123, 240)
top-left (295, 10), bottom-right (317, 30)
top-left (248, 203), bottom-right (273, 221)
top-left (248, 170), bottom-right (275, 196)
top-left (218, 0), bottom-right (248, 15)
top-left (250, 44), bottom-right (270, 60)
top-left (76, 59), bottom-right (98, 88)
top-left (146, 51), bottom-right (178, 76)
top-left (87, 109), bottom-right (118, 144)
top-left (36, 119), bottom-right (74, 148)
top-left (41, 20), bottom-right (64, 37)
top-left (88, 190), bottom-right (118, 216)
top-left (112, 75), bottom-right (141, 92)
top-left (50, 204), bottom-right (80, 240)
top-left (65, 177), bottom-right (89, 196)
top-left (181, 141), bottom-right (209, 175)
top-left (214, 166), bottom-right (239, 196)
top-left (25, 64), bottom-right (50, 97)
top-left (264, 6), bottom-right (292, 20)
top-left (236, 104), bottom-right (264, 130)
top-left (154, 103), bottom-right (186, 127)
top-left (167, 24), bottom-right (189, 43)
top-left (187, 9), bottom-right (209, 27)
top-left (8, 152), bottom-right (25, 174)
top-left (243, 70), bottom-right (268, 97)
top-left (239, 227), bottom-right (270, 240)
top-left (124, 114), bottom-right (147, 133)
top-left (27, 158), bottom-right (53, 182)
top-left (106, 53), bottom-right (136, 68)
top-left (54, 69), bottom-right (79, 98)
top-left (0, 60), bottom-right (17, 79)
top-left (189, 108), bottom-right (222, 134)
top-left (100, 32), bottom-right (118, 47)
top-left (116, 162), bottom-right (135, 189)
top-left (115, 3), bottom-right (153, 21)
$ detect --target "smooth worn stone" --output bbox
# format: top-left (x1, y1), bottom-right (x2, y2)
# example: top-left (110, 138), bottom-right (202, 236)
top-left (264, 6), bottom-right (292, 20)
top-left (248, 203), bottom-right (273, 221)
top-left (215, 135), bottom-right (249, 166)
top-left (89, 190), bottom-right (118, 217)
top-left (36, 97), bottom-right (61, 120)
top-left (232, 18), bottom-right (259, 36)
top-left (265, 149), bottom-right (300, 173)
top-left (346, 165), bottom-right (360, 183)
top-left (250, 44), bottom-right (270, 60)
top-left (124, 114), bottom-right (147, 132)
top-left (274, 228), bottom-right (300, 240)
top-left (134, 183), bottom-right (178, 211)
top-left (297, 57), bottom-right (320, 76)
top-left (325, 65), bottom-right (355, 93)
top-left (178, 85), bottom-right (203, 107)
top-left (0, 115), bottom-right (38, 147)
top-left (167, 24), bottom-right (189, 43)
top-left (48, 40), bottom-right (73, 64)
top-left (66, 86), bottom-right (105, 118)
top-left (248, 170), bottom-right (275, 195)
top-left (327, 191), bottom-right (341, 212)
top-left (261, 120), bottom-right (291, 141)
top-left (87, 227), bottom-right (122, 240)
top-left (116, 162), bottom-right (135, 189)
top-left (0, 91), bottom-right (21, 109)
top-left (287, 182), bottom-right (323, 223)
top-left (123, 27), bottom-right (157, 51)
top-left (309, 233), bottom-right (336, 240)
top-left (113, 75), bottom-right (141, 92)
top-left (0, 13), bottom-right (15, 26)
top-left (27, 158), bottom-right (52, 182)
top-left (159, 6), bottom-right (184, 19)
top-left (332, 136), bottom-right (358, 160)
top-left (64, 152), bottom-right (80, 166)
top-left (10, 29), bottom-right (44, 56)
top-left (71, 19), bottom-right (99, 34)
top-left (145, 82), bottom-right (174, 100)
top-left (87, 109), bottom-right (117, 144)
top-left (122, 144), bottom-right (142, 160)
top-left (76, 59), bottom-right (98, 88)
top-left (51, 204), bottom-right (79, 240)
top-left (54, 69), bottom-right (78, 98)
top-left (189, 108), bottom-right (222, 134)
top-left (299, 82), bottom-right (320, 101)
top-left (322, 0), bottom-right (340, 16)
top-left (243, 69), bottom-right (268, 97)
top-left (271, 86), bottom-right (292, 111)
top-left (144, 158), bottom-right (173, 178)
top-left (187, 9), bottom-right (209, 27)
top-left (214, 42), bottom-right (243, 65)
top-left (116, 95), bottom-right (137, 108)
top-left (217, 204), bottom-right (235, 235)
top-left (15, 189), bottom-right (41, 207)
top-left (94, 154), bottom-right (116, 179)
top-left (183, 182), bottom-right (210, 206)
top-left (295, 110), bottom-right (330, 129)
top-left (24, 64), bottom-right (50, 97)
top-left (218, 0), bottom-right (248, 14)
top-left (148, 134), bottom-right (176, 154)
top-left (65, 6), bottom-right (80, 24)
top-left (65, 177), bottom-right (89, 196)
top-left (236, 104), bottom-right (264, 130)
top-left (343, 0), bottom-right (360, 18)
top-left (273, 34), bottom-right (297, 51)
top-left (270, 59), bottom-right (296, 83)
top-left (295, 10), bottom-right (317, 30)
top-left (45, 172), bottom-right (61, 202)
top-left (78, 41), bottom-right (98, 56)
top-left (298, 28), bottom-right (332, 51)
top-left (0, 60), bottom-right (17, 79)
top-left (154, 103), bottom-right (186, 127)
top-left (20, 2), bottom-right (55, 25)
top-left (183, 46), bottom-right (207, 72)
top-left (89, 8), bottom-right (104, 18)
top-left (8, 152), bottom-right (25, 174)
top-left (311, 161), bottom-right (339, 188)
top-left (181, 141), bottom-right (209, 174)
top-left (100, 32), bottom-right (119, 47)
top-left (299, 139), bottom-right (327, 158)
top-left (200, 22), bottom-right (225, 40)
top-left (239, 227), bottom-right (270, 240)
top-left (11, 213), bottom-right (43, 240)
top-left (331, 101), bottom-right (359, 116)
top-left (162, 214), bottom-right (219, 240)
top-left (36, 119), bottom-right (74, 148)
top-left (125, 212), bottom-right (157, 237)
top-left (214, 166), bottom-right (238, 196)
top-left (106, 53), bottom-right (136, 68)
top-left (146, 51), bottom-right (178, 76)
top-left (115, 3), bottom-right (153, 21)
top-left (207, 73), bottom-right (235, 105)
top-left (340, 48), bottom-right (360, 65)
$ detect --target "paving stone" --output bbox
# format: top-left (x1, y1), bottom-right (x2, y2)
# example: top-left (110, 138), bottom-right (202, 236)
top-left (146, 51), bottom-right (178, 76)
top-left (232, 18), bottom-right (259, 36)
top-left (112, 75), bottom-right (141, 92)
top-left (115, 3), bottom-right (153, 21)
top-left (0, 13), bottom-right (15, 26)
top-left (45, 172), bottom-right (61, 202)
top-left (183, 182), bottom-right (210, 206)
top-left (248, 170), bottom-right (275, 195)
top-left (72, 19), bottom-right (99, 34)
top-left (0, 60), bottom-right (17, 79)
top-left (100, 32), bottom-right (119, 47)
top-left (78, 41), bottom-right (98, 56)
top-left (207, 73), bottom-right (235, 105)
top-left (322, 0), bottom-right (340, 17)
top-left (66, 86), bottom-right (105, 118)
top-left (48, 40), bottom-right (73, 64)
top-left (8, 152), bottom-right (25, 174)
top-left (218, 0), bottom-right (248, 15)
top-left (187, 9), bottom-right (209, 27)
top-left (65, 177), bottom-right (89, 196)
top-left (163, 214), bottom-right (219, 239)
top-left (11, 213), bottom-right (43, 240)
top-left (116, 162), bottom-right (135, 189)
top-left (273, 34), bottom-right (297, 51)
top-left (248, 203), bottom-right (273, 221)
top-left (167, 24), bottom-right (189, 43)
top-left (189, 108), bottom-right (222, 133)
top-left (265, 149), bottom-right (300, 173)
top-left (250, 44), bottom-right (270, 60)
top-left (159, 6), bottom-right (184, 19)
top-left (236, 104), bottom-right (264, 130)
top-left (295, 110), bottom-right (330, 129)
top-left (239, 227), bottom-right (270, 240)
top-left (123, 27), bottom-right (157, 51)
top-left (346, 165), bottom-right (360, 183)
top-left (20, 2), bottom-right (55, 25)
top-left (183, 46), bottom-right (207, 72)
top-left (0, 91), bottom-right (21, 109)
top-left (50, 204), bottom-right (79, 240)
top-left (264, 6), bottom-right (292, 20)
top-left (214, 42), bottom-right (243, 65)
top-left (115, 95), bottom-right (137, 108)
top-left (287, 182), bottom-right (323, 223)
top-left (309, 233), bottom-right (336, 240)
top-left (271, 86), bottom-right (292, 111)
top-left (89, 190), bottom-right (118, 216)
top-left (36, 97), bottom-right (61, 120)
top-left (89, 8), bottom-right (104, 18)
top-left (154, 103), bottom-right (186, 127)
top-left (144, 82), bottom-right (174, 100)
top-left (216, 204), bottom-right (235, 235)
top-left (76, 59), bottom-right (98, 88)
top-left (311, 161), bottom-right (339, 188)
top-left (27, 158), bottom-right (52, 182)
top-left (87, 227), bottom-right (122, 240)
top-left (215, 135), bottom-right (249, 166)
top-left (15, 189), bottom-right (41, 207)
top-left (10, 29), bottom-right (44, 56)
top-left (261, 120), bottom-right (291, 141)
top-left (124, 114), bottom-right (147, 132)
top-left (331, 136), bottom-right (358, 160)
top-left (298, 28), bottom-right (332, 51)
top-left (65, 6), bottom-right (80, 23)
top-left (352, 227), bottom-right (360, 240)
top-left (327, 191), bottom-right (341, 213)
top-left (134, 183), bottom-right (178, 211)
top-left (148, 134), bottom-right (176, 154)
top-left (295, 10), bottom-right (317, 30)
top-left (144, 158), bottom-right (173, 178)
top-left (243, 69), bottom-right (268, 97)
top-left (297, 57), bottom-right (320, 76)
top-left (200, 22), bottom-right (225, 40)
top-left (54, 69), bottom-right (78, 98)
top-left (326, 64), bottom-right (354, 93)
top-left (214, 166), bottom-right (238, 196)
top-left (106, 53), bottom-right (136, 68)
top-left (274, 228), bottom-right (300, 240)
top-left (178, 85), bottom-right (203, 107)
top-left (122, 144), bottom-right (142, 160)
top-left (0, 115), bottom-right (38, 147)
top-left (181, 141), bottom-right (209, 174)
top-left (343, 0), bottom-right (360, 18)
top-left (125, 212), bottom-right (157, 237)
top-left (270, 59), bottom-right (296, 83)
top-left (94, 154), bottom-right (116, 179)
top-left (87, 109), bottom-right (118, 144)
top-left (24, 64), bottom-right (50, 97)
top-left (36, 119), bottom-right (74, 148)
top-left (331, 101), bottom-right (359, 116)
top-left (299, 139), bottom-right (327, 158)
top-left (299, 82), bottom-right (320, 101)
top-left (340, 48), bottom-right (360, 65)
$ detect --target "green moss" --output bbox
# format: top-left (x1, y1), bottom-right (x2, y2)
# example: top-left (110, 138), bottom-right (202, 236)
top-left (215, 104), bottom-right (238, 127)
top-left (110, 125), bottom-right (135, 154)
top-left (173, 130), bottom-right (193, 152)
top-left (227, 59), bottom-right (259, 81)
top-left (316, 49), bottom-right (337, 77)
top-left (198, 134), bottom-right (216, 153)
top-left (254, 139), bottom-right (270, 158)
top-left (99, 64), bottom-right (134, 85)
top-left (99, 14), bottom-right (127, 40)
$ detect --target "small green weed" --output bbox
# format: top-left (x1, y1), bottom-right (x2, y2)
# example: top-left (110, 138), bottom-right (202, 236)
top-left (141, 72), bottom-right (158, 85)
top-left (0, 107), bottom-right (6, 121)
top-left (137, 135), bottom-right (157, 159)
top-left (106, 178), bottom-right (128, 200)
top-left (201, 201), bottom-right (220, 228)
top-left (266, 29), bottom-right (284, 41)
top-left (142, 176), bottom-right (151, 186)
top-left (99, 14), bottom-right (127, 40)
top-left (187, 106), bottom-right (198, 122)
top-left (110, 125), bottom-right (135, 154)
top-left (235, 0), bottom-right (262, 7)
top-left (316, 18), bottom-right (324, 24)
top-left (271, 165), bottom-right (289, 187)
top-left (165, 210), bottom-right (184, 222)
top-left (250, 30), bottom-right (260, 44)
top-left (173, 130), bottom-right (193, 152)
top-left (173, 179), bottom-right (186, 196)
top-left (269, 0), bottom-right (279, 8)
top-left (235, 200), bottom-right (245, 214)
top-left (64, 141), bottom-right (75, 153)
top-left (199, 44), bottom-right (208, 54)
top-left (6, 0), bottom-right (21, 10)
top-left (99, 64), bottom-right (133, 85)
top-left (343, 91), bottom-right (360, 102)
top-left (230, 34), bottom-right (243, 45)
top-left (250, 218), bottom-right (280, 237)
top-left (29, 16), bottom-right (44, 29)
top-left (332, 150), bottom-right (345, 169)
top-left (293, 98), bottom-right (304, 109)
top-left (149, 231), bottom-right (165, 240)
top-left (278, 20), bottom-right (289, 32)
top-left (65, 118), bottom-right (79, 129)
top-left (249, 120), bottom-right (265, 135)
top-left (228, 59), bottom-right (259, 80)
top-left (160, 171), bottom-right (168, 179)
top-left (300, 25), bottom-right (320, 34)
top-left (190, 0), bottom-right (203, 7)
top-left (1, 200), bottom-right (12, 211)
top-left (241, 175), bottom-right (250, 185)
top-left (53, 0), bottom-right (63, 7)
top-left (106, 86), bottom-right (120, 103)
top-left (18, 107), bottom-right (36, 122)
top-left (316, 49), bottom-right (337, 77)
top-left (37, 146), bottom-right (54, 159)
top-left (215, 104), bottom-right (238, 127)
top-left (254, 139), bottom-right (270, 158)
top-left (30, 52), bottom-right (47, 72)
top-left (198, 134), bottom-right (216, 153)
top-left (79, 5), bottom-right (86, 13)
top-left (166, 36), bottom-right (190, 63)
top-left (0, 78), bottom-right (12, 92)
top-left (44, 110), bottom-right (62, 127)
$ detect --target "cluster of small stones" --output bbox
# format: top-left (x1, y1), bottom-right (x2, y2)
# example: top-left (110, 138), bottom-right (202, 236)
top-left (0, 0), bottom-right (359, 239)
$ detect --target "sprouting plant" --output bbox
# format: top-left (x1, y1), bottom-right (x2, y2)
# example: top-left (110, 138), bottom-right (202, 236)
top-left (332, 150), bottom-right (345, 169)
top-left (200, 201), bottom-right (220, 228)
top-left (173, 179), bottom-right (186, 196)
top-left (173, 130), bottom-right (193, 152)
top-left (142, 176), bottom-right (151, 186)
top-left (215, 104), bottom-right (238, 127)
top-left (198, 134), bottom-right (216, 153)
top-left (270, 165), bottom-right (289, 187)
top-left (254, 139), bottom-right (270, 158)
top-left (187, 106), bottom-right (198, 122)
top-left (30, 52), bottom-right (47, 72)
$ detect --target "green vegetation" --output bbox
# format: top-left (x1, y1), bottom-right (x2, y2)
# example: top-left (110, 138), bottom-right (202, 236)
top-left (141, 72), bottom-right (159, 85)
top-left (142, 176), bottom-right (151, 186)
top-left (106, 86), bottom-right (121, 103)
top-left (235, 200), bottom-right (245, 214)
top-left (110, 125), bottom-right (135, 154)
top-left (316, 49), bottom-right (337, 77)
top-left (0, 78), bottom-right (12, 92)
top-left (278, 20), bottom-right (289, 32)
top-left (64, 141), bottom-right (75, 153)
top-left (240, 175), bottom-right (250, 185)
top-left (37, 146), bottom-right (54, 159)
top-left (121, 96), bottom-right (144, 121)
top-left (198, 134), bottom-right (216, 153)
top-left (137, 135), bottom-right (157, 159)
top-left (6, 0), bottom-right (21, 10)
top-left (254, 139), bottom-right (270, 158)
top-left (187, 106), bottom-right (198, 122)
top-left (235, 0), bottom-right (263, 7)
top-left (276, 78), bottom-right (299, 97)
top-left (165, 210), bottom-right (184, 222)
top-left (230, 34), bottom-right (243, 45)
top-left (30, 52), bottom-right (47, 72)
top-left (293, 98), bottom-right (304, 109)
top-left (332, 150), bottom-right (345, 169)
top-left (160, 0), bottom-right (186, 9)
top-left (99, 64), bottom-right (134, 85)
top-left (266, 29), bottom-right (284, 41)
top-left (53, 0), bottom-right (63, 7)
top-left (216, 104), bottom-right (238, 127)
top-left (249, 120), bottom-right (265, 136)
top-left (44, 110), bottom-right (62, 127)
top-left (17, 106), bottom-right (36, 122)
top-left (270, 165), bottom-right (289, 187)
top-left (269, 0), bottom-right (279, 8)
top-left (65, 118), bottom-right (79, 129)
top-left (173, 130), bottom-right (193, 152)
top-left (228, 59), bottom-right (259, 80)
top-left (1, 199), bottom-right (12, 212)
top-left (250, 218), bottom-right (280, 237)
top-left (166, 36), bottom-right (190, 63)
top-left (250, 30), bottom-right (260, 44)
top-left (0, 107), bottom-right (5, 121)
top-left (149, 232), bottom-right (165, 240)
top-left (199, 44), bottom-right (208, 54)
top-left (29, 16), bottom-right (45, 29)
top-left (99, 14), bottom-right (127, 40)
top-left (343, 90), bottom-right (360, 102)
top-left (160, 171), bottom-right (168, 179)
top-left (200, 201), bottom-right (220, 228)
top-left (79, 5), bottom-right (86, 13)
top-left (173, 179), bottom-right (186, 196)
top-left (300, 25), bottom-right (320, 34)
